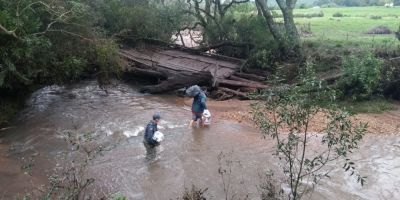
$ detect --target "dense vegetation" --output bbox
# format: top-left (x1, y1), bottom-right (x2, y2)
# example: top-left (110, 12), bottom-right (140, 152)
top-left (1, 0), bottom-right (399, 199)
top-left (1, 0), bottom-right (400, 124)
top-left (313, 0), bottom-right (400, 7)
top-left (0, 0), bottom-right (184, 125)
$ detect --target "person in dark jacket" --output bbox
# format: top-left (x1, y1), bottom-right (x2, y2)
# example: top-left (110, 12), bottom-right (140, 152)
top-left (144, 113), bottom-right (161, 147)
top-left (143, 113), bottom-right (161, 162)
top-left (186, 85), bottom-right (207, 128)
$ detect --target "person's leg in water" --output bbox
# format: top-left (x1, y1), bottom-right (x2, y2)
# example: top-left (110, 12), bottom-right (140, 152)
top-left (189, 112), bottom-right (196, 128)
top-left (189, 112), bottom-right (203, 128)
top-left (144, 141), bottom-right (157, 162)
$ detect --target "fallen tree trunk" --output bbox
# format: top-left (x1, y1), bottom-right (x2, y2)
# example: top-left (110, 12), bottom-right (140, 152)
top-left (127, 67), bottom-right (168, 79)
top-left (218, 79), bottom-right (270, 89)
top-left (229, 75), bottom-right (266, 85)
top-left (233, 72), bottom-right (266, 82)
top-left (140, 71), bottom-right (213, 94)
top-left (218, 87), bottom-right (250, 99)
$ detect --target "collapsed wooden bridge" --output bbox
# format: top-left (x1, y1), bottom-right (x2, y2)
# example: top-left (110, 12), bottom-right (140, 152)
top-left (119, 46), bottom-right (269, 99)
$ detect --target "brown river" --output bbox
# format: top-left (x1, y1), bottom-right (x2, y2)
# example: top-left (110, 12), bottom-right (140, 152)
top-left (0, 81), bottom-right (399, 199)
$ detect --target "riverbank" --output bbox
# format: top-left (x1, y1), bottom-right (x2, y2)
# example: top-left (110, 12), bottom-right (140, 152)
top-left (1, 80), bottom-right (400, 199)
top-left (184, 98), bottom-right (400, 135)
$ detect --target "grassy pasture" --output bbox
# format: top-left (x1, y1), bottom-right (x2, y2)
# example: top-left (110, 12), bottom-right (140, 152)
top-left (292, 7), bottom-right (400, 46)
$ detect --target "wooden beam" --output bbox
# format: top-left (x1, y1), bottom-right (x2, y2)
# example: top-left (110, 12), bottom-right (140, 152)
top-left (218, 79), bottom-right (270, 89)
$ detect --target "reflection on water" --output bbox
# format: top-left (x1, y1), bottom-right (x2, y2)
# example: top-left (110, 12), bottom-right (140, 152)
top-left (0, 80), bottom-right (399, 199)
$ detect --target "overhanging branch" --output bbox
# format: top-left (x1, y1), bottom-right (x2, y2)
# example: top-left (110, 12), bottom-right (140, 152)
top-left (196, 41), bottom-right (254, 52)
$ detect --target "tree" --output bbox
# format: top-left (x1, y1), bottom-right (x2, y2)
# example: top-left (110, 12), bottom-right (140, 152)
top-left (0, 0), bottom-right (121, 90)
top-left (255, 0), bottom-right (300, 57)
top-left (252, 63), bottom-right (367, 199)
top-left (183, 0), bottom-right (253, 52)
top-left (0, 0), bottom-right (91, 40)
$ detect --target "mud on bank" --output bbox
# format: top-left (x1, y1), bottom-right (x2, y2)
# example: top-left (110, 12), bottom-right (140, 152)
top-left (184, 98), bottom-right (400, 135)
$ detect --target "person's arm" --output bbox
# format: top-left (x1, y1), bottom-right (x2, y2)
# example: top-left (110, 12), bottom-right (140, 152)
top-left (201, 95), bottom-right (207, 110)
top-left (144, 124), bottom-right (154, 141)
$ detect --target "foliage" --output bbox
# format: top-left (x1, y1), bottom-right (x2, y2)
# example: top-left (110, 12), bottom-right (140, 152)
top-left (314, 0), bottom-right (388, 6)
top-left (92, 39), bottom-right (121, 87)
top-left (112, 194), bottom-right (128, 200)
top-left (337, 98), bottom-right (394, 114)
top-left (370, 15), bottom-right (382, 19)
top-left (381, 60), bottom-right (400, 100)
top-left (255, 0), bottom-right (301, 57)
top-left (252, 64), bottom-right (367, 200)
top-left (274, 11), bottom-right (324, 18)
top-left (0, 0), bottom-right (186, 125)
top-left (232, 15), bottom-right (278, 61)
top-left (0, 96), bottom-right (26, 126)
top-left (101, 0), bottom-right (187, 41)
top-left (178, 185), bottom-right (208, 200)
top-left (247, 48), bottom-right (279, 71)
top-left (0, 0), bottom-right (183, 92)
top-left (258, 171), bottom-right (282, 200)
top-left (0, 0), bottom-right (114, 90)
top-left (332, 12), bottom-right (344, 17)
top-left (366, 25), bottom-right (392, 34)
top-left (337, 52), bottom-right (383, 100)
top-left (395, 25), bottom-right (400, 40)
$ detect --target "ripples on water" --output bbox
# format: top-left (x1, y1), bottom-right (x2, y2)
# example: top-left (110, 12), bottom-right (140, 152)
top-left (0, 81), bottom-right (399, 200)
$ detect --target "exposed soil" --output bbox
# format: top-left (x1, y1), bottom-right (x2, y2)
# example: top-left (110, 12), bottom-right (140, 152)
top-left (185, 99), bottom-right (400, 134)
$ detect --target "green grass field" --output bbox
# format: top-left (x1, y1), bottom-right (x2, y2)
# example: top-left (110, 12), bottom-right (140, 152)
top-left (292, 7), bottom-right (400, 46)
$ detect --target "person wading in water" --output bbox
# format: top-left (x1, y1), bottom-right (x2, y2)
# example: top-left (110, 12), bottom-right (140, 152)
top-left (186, 85), bottom-right (207, 128)
top-left (143, 113), bottom-right (161, 161)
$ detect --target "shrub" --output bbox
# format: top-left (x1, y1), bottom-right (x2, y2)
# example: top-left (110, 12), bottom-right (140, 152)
top-left (299, 3), bottom-right (308, 9)
top-left (93, 40), bottom-right (121, 86)
top-left (366, 25), bottom-right (392, 34)
top-left (370, 15), bottom-right (382, 20)
top-left (247, 48), bottom-right (279, 71)
top-left (253, 64), bottom-right (367, 199)
top-left (337, 52), bottom-right (383, 100)
top-left (299, 23), bottom-right (312, 36)
top-left (381, 60), bottom-right (400, 100)
top-left (206, 15), bottom-right (277, 60)
top-left (178, 185), bottom-right (207, 200)
top-left (333, 12), bottom-right (344, 17)
top-left (275, 12), bottom-right (324, 18)
top-left (395, 25), bottom-right (400, 40)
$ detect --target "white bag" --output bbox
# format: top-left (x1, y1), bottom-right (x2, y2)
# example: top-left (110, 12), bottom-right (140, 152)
top-left (202, 109), bottom-right (212, 125)
top-left (152, 131), bottom-right (164, 142)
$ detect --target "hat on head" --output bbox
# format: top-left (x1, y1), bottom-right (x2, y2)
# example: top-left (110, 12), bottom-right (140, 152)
top-left (153, 113), bottom-right (161, 120)
top-left (185, 85), bottom-right (201, 97)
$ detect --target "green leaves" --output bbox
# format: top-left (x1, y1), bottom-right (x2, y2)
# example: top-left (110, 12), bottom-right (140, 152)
top-left (253, 62), bottom-right (367, 199)
top-left (0, 68), bottom-right (6, 87)
top-left (337, 52), bottom-right (383, 100)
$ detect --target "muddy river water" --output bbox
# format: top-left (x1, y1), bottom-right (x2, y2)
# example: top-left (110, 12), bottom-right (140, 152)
top-left (0, 81), bottom-right (399, 199)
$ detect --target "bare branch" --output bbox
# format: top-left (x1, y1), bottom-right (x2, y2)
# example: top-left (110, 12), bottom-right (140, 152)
top-left (42, 30), bottom-right (92, 41)
top-left (0, 24), bottom-right (19, 39)
top-left (222, 0), bottom-right (250, 14)
top-left (196, 41), bottom-right (254, 52)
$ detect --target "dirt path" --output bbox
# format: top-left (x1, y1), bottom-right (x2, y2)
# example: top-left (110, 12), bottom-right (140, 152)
top-left (185, 99), bottom-right (400, 134)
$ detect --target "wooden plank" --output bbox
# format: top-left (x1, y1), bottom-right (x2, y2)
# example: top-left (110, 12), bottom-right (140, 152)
top-left (159, 50), bottom-right (239, 69)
